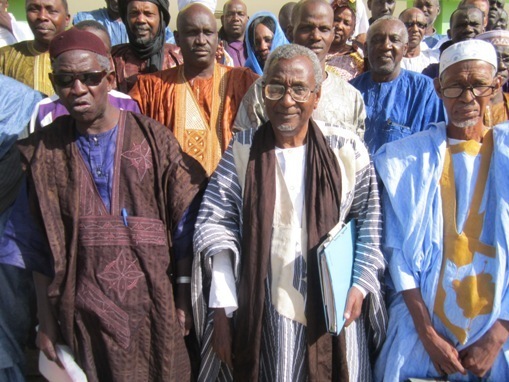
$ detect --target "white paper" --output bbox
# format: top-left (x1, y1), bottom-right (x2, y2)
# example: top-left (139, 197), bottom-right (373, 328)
top-left (39, 344), bottom-right (88, 382)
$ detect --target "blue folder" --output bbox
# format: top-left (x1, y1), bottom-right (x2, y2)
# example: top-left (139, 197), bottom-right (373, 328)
top-left (317, 219), bottom-right (355, 335)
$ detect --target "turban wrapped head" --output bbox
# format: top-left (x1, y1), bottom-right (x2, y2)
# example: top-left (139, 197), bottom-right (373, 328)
top-left (118, 0), bottom-right (171, 71)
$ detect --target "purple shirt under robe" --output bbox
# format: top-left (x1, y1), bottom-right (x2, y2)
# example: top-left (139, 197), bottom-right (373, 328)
top-left (225, 40), bottom-right (247, 67)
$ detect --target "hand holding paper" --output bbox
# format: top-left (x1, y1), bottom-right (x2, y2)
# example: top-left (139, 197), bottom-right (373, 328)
top-left (39, 344), bottom-right (88, 382)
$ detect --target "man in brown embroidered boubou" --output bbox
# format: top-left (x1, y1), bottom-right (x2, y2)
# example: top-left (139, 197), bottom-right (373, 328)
top-left (18, 27), bottom-right (206, 381)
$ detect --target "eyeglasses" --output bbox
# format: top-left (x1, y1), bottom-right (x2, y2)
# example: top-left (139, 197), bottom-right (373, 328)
top-left (441, 85), bottom-right (496, 99)
top-left (403, 21), bottom-right (427, 29)
top-left (50, 71), bottom-right (108, 88)
top-left (263, 84), bottom-right (317, 103)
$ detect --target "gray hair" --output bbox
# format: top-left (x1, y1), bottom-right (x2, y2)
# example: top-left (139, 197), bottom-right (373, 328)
top-left (367, 15), bottom-right (409, 45)
top-left (51, 52), bottom-right (111, 72)
top-left (262, 44), bottom-right (323, 88)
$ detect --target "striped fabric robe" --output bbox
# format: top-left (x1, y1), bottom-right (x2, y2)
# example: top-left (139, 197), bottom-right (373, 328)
top-left (192, 121), bottom-right (387, 381)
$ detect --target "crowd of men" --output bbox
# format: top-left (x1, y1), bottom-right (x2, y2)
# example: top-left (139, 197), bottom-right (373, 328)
top-left (1, 0), bottom-right (509, 381)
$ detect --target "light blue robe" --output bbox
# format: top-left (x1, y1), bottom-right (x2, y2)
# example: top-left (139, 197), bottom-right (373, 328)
top-left (0, 74), bottom-right (42, 237)
top-left (0, 74), bottom-right (43, 382)
top-left (350, 69), bottom-right (445, 155)
top-left (374, 122), bottom-right (509, 381)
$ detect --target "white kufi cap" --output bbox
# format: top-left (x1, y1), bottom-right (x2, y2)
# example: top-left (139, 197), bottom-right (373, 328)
top-left (439, 40), bottom-right (498, 76)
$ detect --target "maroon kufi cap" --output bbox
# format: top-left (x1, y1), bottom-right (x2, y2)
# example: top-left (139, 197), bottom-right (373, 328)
top-left (49, 27), bottom-right (109, 59)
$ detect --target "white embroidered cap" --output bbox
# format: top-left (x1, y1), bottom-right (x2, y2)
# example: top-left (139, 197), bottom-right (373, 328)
top-left (476, 30), bottom-right (509, 47)
top-left (439, 40), bottom-right (498, 76)
top-left (177, 0), bottom-right (216, 12)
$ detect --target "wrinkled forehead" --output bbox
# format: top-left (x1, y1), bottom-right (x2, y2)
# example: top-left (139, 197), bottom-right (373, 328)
top-left (266, 56), bottom-right (315, 82)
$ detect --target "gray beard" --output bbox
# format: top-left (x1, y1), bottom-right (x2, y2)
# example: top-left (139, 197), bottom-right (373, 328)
top-left (453, 118), bottom-right (478, 129)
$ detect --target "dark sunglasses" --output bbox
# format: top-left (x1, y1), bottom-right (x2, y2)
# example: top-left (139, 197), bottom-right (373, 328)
top-left (404, 21), bottom-right (427, 29)
top-left (50, 71), bottom-right (109, 88)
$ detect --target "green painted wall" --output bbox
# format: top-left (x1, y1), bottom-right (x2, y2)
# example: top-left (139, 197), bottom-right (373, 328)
top-left (437, 1), bottom-right (461, 34)
top-left (9, 2), bottom-right (26, 21)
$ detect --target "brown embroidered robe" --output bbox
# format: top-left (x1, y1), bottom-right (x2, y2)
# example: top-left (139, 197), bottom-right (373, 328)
top-left (18, 111), bottom-right (206, 382)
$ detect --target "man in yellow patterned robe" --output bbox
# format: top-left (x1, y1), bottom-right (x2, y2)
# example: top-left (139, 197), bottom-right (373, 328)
top-left (129, 3), bottom-right (258, 176)
top-left (0, 0), bottom-right (69, 96)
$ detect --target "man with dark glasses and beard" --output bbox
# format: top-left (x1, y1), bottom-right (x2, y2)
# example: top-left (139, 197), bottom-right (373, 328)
top-left (18, 27), bottom-right (206, 381)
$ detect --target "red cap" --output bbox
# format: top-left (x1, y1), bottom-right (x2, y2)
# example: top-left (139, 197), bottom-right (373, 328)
top-left (49, 28), bottom-right (109, 59)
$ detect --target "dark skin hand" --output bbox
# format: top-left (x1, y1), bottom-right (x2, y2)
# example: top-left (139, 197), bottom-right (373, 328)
top-left (215, 41), bottom-right (225, 63)
top-left (175, 283), bottom-right (193, 336)
top-left (37, 254), bottom-right (195, 370)
top-left (0, 9), bottom-right (12, 33)
top-left (459, 319), bottom-right (509, 377)
top-left (403, 288), bottom-right (466, 376)
top-left (34, 272), bottom-right (64, 369)
top-left (212, 307), bottom-right (233, 369)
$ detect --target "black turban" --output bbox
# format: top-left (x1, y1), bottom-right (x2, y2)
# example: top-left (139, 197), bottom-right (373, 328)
top-left (119, 0), bottom-right (171, 71)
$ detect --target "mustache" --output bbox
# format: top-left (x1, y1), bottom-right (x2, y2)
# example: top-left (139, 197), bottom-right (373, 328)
top-left (132, 25), bottom-right (152, 34)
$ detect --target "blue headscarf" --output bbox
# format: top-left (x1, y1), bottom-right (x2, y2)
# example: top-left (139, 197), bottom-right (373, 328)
top-left (244, 11), bottom-right (289, 75)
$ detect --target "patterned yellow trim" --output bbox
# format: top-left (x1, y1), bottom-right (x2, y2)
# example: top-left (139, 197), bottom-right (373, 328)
top-left (174, 65), bottom-right (228, 176)
top-left (434, 131), bottom-right (495, 344)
